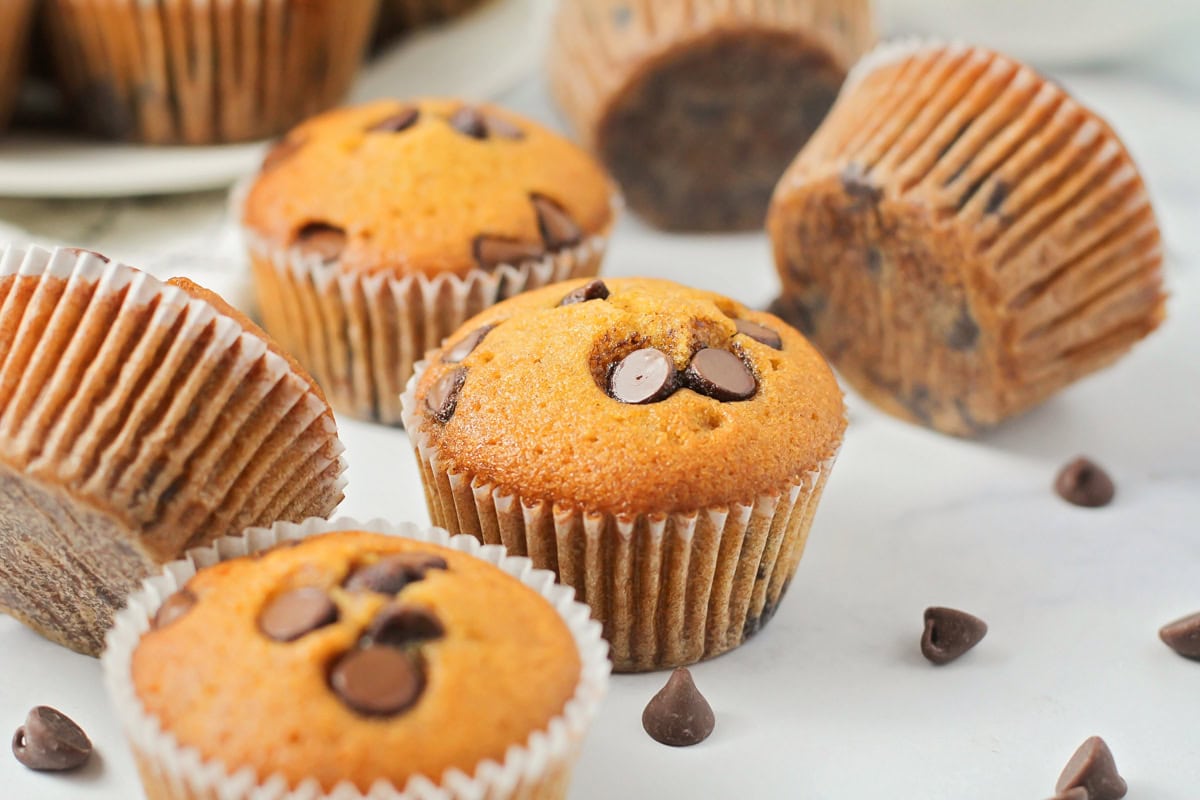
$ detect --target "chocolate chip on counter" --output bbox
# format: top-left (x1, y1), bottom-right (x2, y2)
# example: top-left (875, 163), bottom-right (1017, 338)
top-left (1159, 611), bottom-right (1200, 660)
top-left (425, 367), bottom-right (467, 423)
top-left (368, 605), bottom-right (446, 647)
top-left (609, 348), bottom-right (677, 404)
top-left (11, 707), bottom-right (91, 772)
top-left (483, 113), bottom-right (525, 140)
top-left (444, 325), bottom-right (494, 364)
top-left (1055, 457), bottom-right (1116, 508)
top-left (294, 222), bottom-right (347, 265)
top-left (734, 319), bottom-right (782, 350)
top-left (330, 645), bottom-right (424, 716)
top-left (448, 106), bottom-right (488, 139)
top-left (473, 235), bottom-right (546, 271)
top-left (345, 553), bottom-right (448, 595)
top-left (1056, 737), bottom-right (1128, 800)
top-left (642, 668), bottom-right (715, 747)
top-left (921, 607), bottom-right (987, 665)
top-left (368, 106), bottom-right (419, 133)
top-left (559, 279), bottom-right (610, 306)
top-left (259, 587), bottom-right (338, 642)
top-left (531, 195), bottom-right (583, 250)
top-left (152, 588), bottom-right (197, 630)
top-left (685, 349), bottom-right (756, 402)
top-left (261, 136), bottom-right (305, 172)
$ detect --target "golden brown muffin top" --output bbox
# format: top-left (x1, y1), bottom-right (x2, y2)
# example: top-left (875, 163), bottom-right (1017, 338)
top-left (412, 277), bottom-right (845, 515)
top-left (241, 98), bottom-right (616, 278)
top-left (131, 531), bottom-right (582, 791)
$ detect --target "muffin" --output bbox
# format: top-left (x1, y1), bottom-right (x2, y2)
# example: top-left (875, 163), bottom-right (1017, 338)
top-left (241, 98), bottom-right (617, 425)
top-left (767, 41), bottom-right (1166, 436)
top-left (0, 0), bottom-right (35, 131)
top-left (43, 0), bottom-right (379, 144)
top-left (103, 519), bottom-right (610, 800)
top-left (0, 245), bottom-right (345, 656)
top-left (548, 0), bottom-right (875, 231)
top-left (374, 0), bottom-right (489, 47)
top-left (400, 277), bottom-right (846, 671)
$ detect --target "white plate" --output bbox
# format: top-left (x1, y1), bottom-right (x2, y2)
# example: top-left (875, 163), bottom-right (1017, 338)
top-left (0, 0), bottom-right (550, 199)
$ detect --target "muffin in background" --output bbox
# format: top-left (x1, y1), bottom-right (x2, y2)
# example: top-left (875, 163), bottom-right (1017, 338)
top-left (768, 41), bottom-right (1165, 436)
top-left (0, 0), bottom-right (35, 131)
top-left (43, 0), bottom-right (379, 144)
top-left (549, 0), bottom-right (875, 231)
top-left (374, 0), bottom-right (489, 47)
top-left (0, 245), bottom-right (345, 656)
top-left (241, 98), bottom-right (617, 425)
top-left (401, 277), bottom-right (846, 671)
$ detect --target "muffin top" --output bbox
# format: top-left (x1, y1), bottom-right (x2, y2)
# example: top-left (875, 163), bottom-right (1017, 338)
top-left (241, 98), bottom-right (615, 278)
top-left (411, 277), bottom-right (845, 515)
top-left (131, 531), bottom-right (582, 791)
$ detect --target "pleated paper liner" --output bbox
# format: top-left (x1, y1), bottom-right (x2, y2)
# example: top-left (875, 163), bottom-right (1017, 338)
top-left (0, 0), bottom-right (34, 130)
top-left (102, 517), bottom-right (610, 800)
top-left (768, 40), bottom-right (1165, 436)
top-left (0, 245), bottom-right (345, 655)
top-left (244, 220), bottom-right (608, 426)
top-left (401, 361), bottom-right (837, 672)
top-left (44, 0), bottom-right (378, 144)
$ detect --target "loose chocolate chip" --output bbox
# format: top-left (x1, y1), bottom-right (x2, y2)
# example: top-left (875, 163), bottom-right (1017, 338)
top-left (368, 605), bottom-right (445, 647)
top-left (734, 319), bottom-right (782, 350)
top-left (483, 114), bottom-right (525, 140)
top-left (425, 367), bottom-right (467, 423)
top-left (12, 707), bottom-right (91, 772)
top-left (345, 553), bottom-right (448, 595)
top-left (448, 106), bottom-right (487, 139)
top-left (1056, 737), bottom-right (1128, 800)
top-left (330, 645), bottom-right (424, 716)
top-left (531, 195), bottom-right (583, 250)
top-left (1160, 611), bottom-right (1200, 660)
top-left (444, 325), bottom-right (494, 364)
top-left (921, 607), bottom-right (987, 665)
top-left (368, 107), bottom-right (419, 133)
top-left (947, 305), bottom-right (980, 351)
top-left (559, 279), bottom-right (610, 306)
top-left (261, 136), bottom-right (305, 172)
top-left (1055, 457), bottom-right (1116, 508)
top-left (609, 348), bottom-right (677, 404)
top-left (294, 222), bottom-right (347, 264)
top-left (152, 588), bottom-right (197, 629)
top-left (840, 162), bottom-right (882, 205)
top-left (259, 587), bottom-right (338, 642)
top-left (685, 349), bottom-right (756, 402)
top-left (473, 235), bottom-right (546, 271)
top-left (642, 668), bottom-right (715, 747)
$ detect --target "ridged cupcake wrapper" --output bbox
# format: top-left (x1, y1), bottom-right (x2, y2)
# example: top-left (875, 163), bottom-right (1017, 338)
top-left (401, 361), bottom-right (837, 672)
top-left (102, 517), bottom-right (611, 800)
top-left (0, 0), bottom-right (34, 130)
top-left (45, 0), bottom-right (378, 144)
top-left (0, 244), bottom-right (345, 655)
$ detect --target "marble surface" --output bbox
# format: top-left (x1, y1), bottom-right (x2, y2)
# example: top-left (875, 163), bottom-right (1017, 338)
top-left (0, 67), bottom-right (1198, 800)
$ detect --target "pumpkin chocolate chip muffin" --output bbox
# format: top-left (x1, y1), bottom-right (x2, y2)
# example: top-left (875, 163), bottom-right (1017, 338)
top-left (401, 277), bottom-right (846, 671)
top-left (105, 522), bottom-right (609, 800)
top-left (242, 98), bottom-right (617, 425)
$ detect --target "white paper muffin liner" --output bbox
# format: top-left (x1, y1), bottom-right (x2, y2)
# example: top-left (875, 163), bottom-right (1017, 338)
top-left (102, 517), bottom-right (611, 800)
top-left (401, 360), bottom-right (839, 672)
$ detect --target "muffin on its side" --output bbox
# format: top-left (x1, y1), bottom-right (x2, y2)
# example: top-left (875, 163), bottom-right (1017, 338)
top-left (241, 98), bottom-right (617, 425)
top-left (549, 0), bottom-right (875, 231)
top-left (0, 0), bottom-right (35, 131)
top-left (0, 245), bottom-right (345, 656)
top-left (401, 277), bottom-right (846, 671)
top-left (768, 42), bottom-right (1165, 436)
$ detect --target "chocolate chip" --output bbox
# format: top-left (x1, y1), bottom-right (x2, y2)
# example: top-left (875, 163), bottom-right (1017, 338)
top-left (986, 181), bottom-right (1009, 215)
top-left (866, 246), bottom-right (883, 273)
top-left (261, 136), bottom-right (305, 172)
top-left (560, 279), bottom-right (610, 306)
top-left (425, 367), bottom-right (466, 423)
top-left (483, 114), bottom-right (525, 140)
top-left (685, 349), bottom-right (756, 401)
top-left (368, 107), bottom-right (419, 133)
top-left (642, 668), bottom-right (715, 747)
top-left (947, 305), bottom-right (980, 350)
top-left (11, 707), bottom-right (91, 772)
top-left (152, 588), bottom-right (196, 629)
top-left (448, 106), bottom-right (487, 139)
top-left (294, 222), bottom-right (347, 265)
top-left (444, 325), bottom-right (494, 364)
top-left (1160, 611), bottom-right (1200, 660)
top-left (921, 607), bottom-right (987, 665)
top-left (840, 162), bottom-right (882, 206)
top-left (368, 605), bottom-right (445, 647)
top-left (473, 235), bottom-right (546, 271)
top-left (734, 319), bottom-right (782, 350)
top-left (609, 348), bottom-right (677, 404)
top-left (345, 553), bottom-right (448, 595)
top-left (531, 195), bottom-right (583, 250)
top-left (330, 645), bottom-right (424, 716)
top-left (1056, 737), bottom-right (1128, 800)
top-left (1055, 457), bottom-right (1115, 508)
top-left (259, 587), bottom-right (338, 642)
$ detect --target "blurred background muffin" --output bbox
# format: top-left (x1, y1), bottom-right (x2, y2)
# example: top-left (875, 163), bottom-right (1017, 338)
top-left (0, 0), bottom-right (35, 132)
top-left (373, 0), bottom-right (491, 48)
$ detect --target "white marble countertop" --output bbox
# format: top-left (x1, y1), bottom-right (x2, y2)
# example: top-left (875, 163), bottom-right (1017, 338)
top-left (0, 65), bottom-right (1198, 800)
